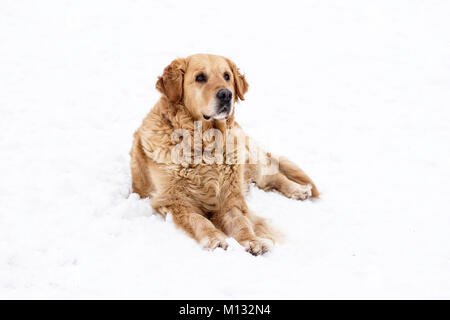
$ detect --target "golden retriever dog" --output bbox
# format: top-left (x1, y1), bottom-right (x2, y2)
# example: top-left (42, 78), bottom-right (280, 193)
top-left (130, 54), bottom-right (318, 255)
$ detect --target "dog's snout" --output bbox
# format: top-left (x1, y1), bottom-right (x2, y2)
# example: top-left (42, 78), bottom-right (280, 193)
top-left (217, 104), bottom-right (231, 114)
top-left (216, 89), bottom-right (232, 104)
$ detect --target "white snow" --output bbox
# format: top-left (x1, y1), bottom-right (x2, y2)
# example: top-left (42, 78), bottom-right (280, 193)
top-left (1, 0), bottom-right (450, 299)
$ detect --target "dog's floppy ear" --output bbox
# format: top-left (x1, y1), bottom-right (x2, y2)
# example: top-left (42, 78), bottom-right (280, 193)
top-left (156, 58), bottom-right (187, 104)
top-left (226, 58), bottom-right (249, 101)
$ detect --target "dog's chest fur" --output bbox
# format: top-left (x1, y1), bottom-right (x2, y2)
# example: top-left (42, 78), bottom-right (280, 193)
top-left (142, 106), bottom-right (248, 211)
top-left (174, 161), bottom-right (244, 212)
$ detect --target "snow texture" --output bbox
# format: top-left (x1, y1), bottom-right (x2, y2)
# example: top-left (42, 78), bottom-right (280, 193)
top-left (1, 0), bottom-right (450, 299)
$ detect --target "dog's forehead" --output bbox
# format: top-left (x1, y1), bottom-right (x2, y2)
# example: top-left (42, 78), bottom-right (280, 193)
top-left (187, 54), bottom-right (229, 73)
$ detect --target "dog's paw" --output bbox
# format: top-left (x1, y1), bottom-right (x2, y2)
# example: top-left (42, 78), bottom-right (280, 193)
top-left (289, 183), bottom-right (312, 200)
top-left (200, 234), bottom-right (228, 251)
top-left (241, 238), bottom-right (272, 256)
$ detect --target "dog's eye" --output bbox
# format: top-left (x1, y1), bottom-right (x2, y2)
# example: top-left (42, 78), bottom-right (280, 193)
top-left (224, 72), bottom-right (230, 81)
top-left (195, 73), bottom-right (206, 82)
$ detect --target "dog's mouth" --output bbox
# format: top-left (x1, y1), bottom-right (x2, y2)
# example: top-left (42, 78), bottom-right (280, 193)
top-left (203, 103), bottom-right (233, 121)
top-left (202, 112), bottom-right (230, 121)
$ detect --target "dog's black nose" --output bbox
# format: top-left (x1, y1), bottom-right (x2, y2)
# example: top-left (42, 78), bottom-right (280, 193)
top-left (216, 89), bottom-right (232, 104)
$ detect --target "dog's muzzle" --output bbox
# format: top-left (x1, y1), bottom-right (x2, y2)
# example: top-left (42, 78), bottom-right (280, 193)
top-left (215, 88), bottom-right (232, 115)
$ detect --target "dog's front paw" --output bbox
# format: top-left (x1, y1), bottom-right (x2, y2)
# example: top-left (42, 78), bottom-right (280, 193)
top-left (200, 233), bottom-right (228, 251)
top-left (289, 183), bottom-right (312, 200)
top-left (240, 238), bottom-right (272, 256)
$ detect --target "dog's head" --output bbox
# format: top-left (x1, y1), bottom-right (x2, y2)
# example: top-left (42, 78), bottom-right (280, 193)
top-left (156, 54), bottom-right (248, 121)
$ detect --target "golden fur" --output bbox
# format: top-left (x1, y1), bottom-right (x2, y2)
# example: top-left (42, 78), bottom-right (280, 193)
top-left (130, 54), bottom-right (318, 255)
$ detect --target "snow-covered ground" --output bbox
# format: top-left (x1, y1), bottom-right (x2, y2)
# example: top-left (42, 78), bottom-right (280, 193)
top-left (1, 0), bottom-right (450, 299)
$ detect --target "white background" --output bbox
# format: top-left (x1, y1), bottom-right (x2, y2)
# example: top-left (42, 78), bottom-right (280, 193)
top-left (1, 0), bottom-right (450, 299)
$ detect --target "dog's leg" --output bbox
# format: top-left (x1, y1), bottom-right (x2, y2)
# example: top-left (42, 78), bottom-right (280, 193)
top-left (253, 154), bottom-right (319, 199)
top-left (278, 156), bottom-right (319, 197)
top-left (246, 211), bottom-right (277, 243)
top-left (211, 205), bottom-right (271, 255)
top-left (256, 171), bottom-right (313, 200)
top-left (151, 197), bottom-right (228, 251)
